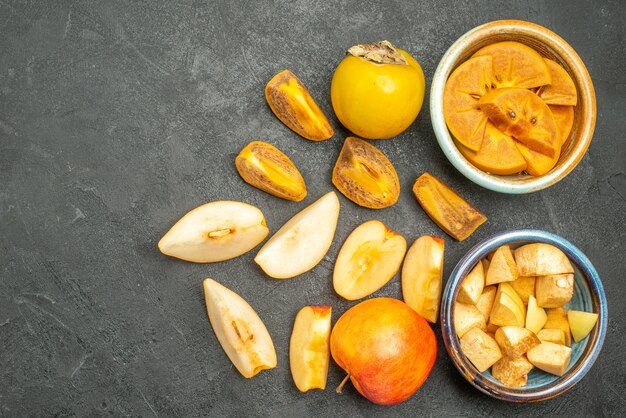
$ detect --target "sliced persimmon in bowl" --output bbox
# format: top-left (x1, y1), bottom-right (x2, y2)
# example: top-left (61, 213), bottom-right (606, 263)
top-left (443, 55), bottom-right (492, 151)
top-left (478, 87), bottom-right (559, 158)
top-left (515, 105), bottom-right (574, 176)
top-left (455, 123), bottom-right (527, 175)
top-left (538, 59), bottom-right (577, 106)
top-left (472, 41), bottom-right (551, 89)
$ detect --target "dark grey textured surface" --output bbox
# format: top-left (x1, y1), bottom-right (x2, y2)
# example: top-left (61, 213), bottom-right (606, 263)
top-left (1, 0), bottom-right (625, 416)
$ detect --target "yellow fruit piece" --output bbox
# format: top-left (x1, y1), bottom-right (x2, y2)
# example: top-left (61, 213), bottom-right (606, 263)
top-left (476, 286), bottom-right (497, 320)
top-left (332, 137), bottom-right (400, 209)
top-left (492, 355), bottom-right (534, 387)
top-left (567, 310), bottom-right (599, 343)
top-left (457, 261), bottom-right (485, 305)
top-left (550, 105), bottom-right (575, 146)
top-left (485, 245), bottom-right (519, 286)
top-left (235, 141), bottom-right (307, 201)
top-left (544, 307), bottom-right (572, 346)
top-left (454, 302), bottom-right (487, 338)
top-left (331, 40), bottom-right (426, 139)
top-left (443, 55), bottom-right (492, 151)
top-left (472, 41), bottom-right (552, 89)
top-left (412, 173), bottom-right (487, 241)
top-left (495, 326), bottom-right (540, 358)
top-left (460, 328), bottom-right (502, 373)
top-left (538, 59), bottom-right (577, 106)
top-left (490, 282), bottom-right (526, 327)
top-left (526, 295), bottom-right (548, 334)
top-left (510, 276), bottom-right (536, 304)
top-left (402, 235), bottom-right (445, 323)
top-left (479, 87), bottom-right (559, 158)
top-left (537, 328), bottom-right (566, 345)
top-left (289, 306), bottom-right (332, 392)
top-left (334, 220), bottom-right (407, 301)
top-left (514, 243), bottom-right (574, 276)
top-left (535, 274), bottom-right (574, 308)
top-left (527, 342), bottom-right (572, 377)
top-left (266, 70), bottom-right (333, 141)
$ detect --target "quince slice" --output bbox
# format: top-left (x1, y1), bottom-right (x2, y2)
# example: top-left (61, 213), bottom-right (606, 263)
top-left (537, 59), bottom-right (577, 106)
top-left (412, 173), bottom-right (487, 241)
top-left (455, 122), bottom-right (527, 175)
top-left (266, 70), bottom-right (334, 141)
top-left (478, 87), bottom-right (559, 158)
top-left (332, 136), bottom-right (400, 209)
top-left (472, 41), bottom-right (551, 89)
top-left (236, 141), bottom-right (307, 201)
top-left (443, 55), bottom-right (492, 151)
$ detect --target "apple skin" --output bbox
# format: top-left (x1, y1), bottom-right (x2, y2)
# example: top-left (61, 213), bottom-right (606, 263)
top-left (330, 298), bottom-right (437, 405)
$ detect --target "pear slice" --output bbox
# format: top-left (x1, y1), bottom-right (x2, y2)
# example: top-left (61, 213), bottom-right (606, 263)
top-left (457, 261), bottom-right (485, 305)
top-left (402, 235), bottom-right (445, 323)
top-left (514, 243), bottom-right (574, 276)
top-left (526, 295), bottom-right (548, 334)
top-left (203, 279), bottom-right (277, 378)
top-left (490, 283), bottom-right (526, 327)
top-left (255, 192), bottom-right (340, 279)
top-left (567, 310), bottom-right (599, 343)
top-left (158, 201), bottom-right (269, 263)
top-left (485, 245), bottom-right (519, 286)
top-left (476, 286), bottom-right (497, 320)
top-left (290, 306), bottom-right (332, 392)
top-left (334, 220), bottom-right (406, 300)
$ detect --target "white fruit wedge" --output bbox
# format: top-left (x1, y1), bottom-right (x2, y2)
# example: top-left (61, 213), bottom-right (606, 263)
top-left (402, 236), bottom-right (445, 323)
top-left (255, 192), bottom-right (340, 279)
top-left (567, 310), bottom-right (599, 343)
top-left (289, 306), bottom-right (332, 392)
top-left (333, 220), bottom-right (407, 300)
top-left (159, 201), bottom-right (269, 263)
top-left (203, 279), bottom-right (277, 378)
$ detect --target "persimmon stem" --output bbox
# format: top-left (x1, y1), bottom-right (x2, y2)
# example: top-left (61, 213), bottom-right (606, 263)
top-left (336, 373), bottom-right (351, 393)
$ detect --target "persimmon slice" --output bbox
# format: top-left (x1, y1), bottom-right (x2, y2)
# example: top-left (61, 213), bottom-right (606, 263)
top-left (456, 123), bottom-right (527, 175)
top-left (478, 87), bottom-right (559, 158)
top-left (515, 105), bottom-right (573, 176)
top-left (472, 41), bottom-right (551, 89)
top-left (443, 56), bottom-right (492, 151)
top-left (537, 59), bottom-right (577, 106)
top-left (549, 105), bottom-right (575, 146)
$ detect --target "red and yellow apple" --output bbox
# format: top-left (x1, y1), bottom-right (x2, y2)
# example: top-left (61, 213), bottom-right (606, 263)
top-left (330, 298), bottom-right (436, 405)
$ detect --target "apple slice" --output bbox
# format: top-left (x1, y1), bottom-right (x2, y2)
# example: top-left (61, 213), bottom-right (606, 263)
top-left (460, 328), bottom-right (502, 373)
top-left (158, 201), bottom-right (269, 263)
top-left (290, 306), bottom-right (332, 392)
top-left (492, 355), bottom-right (534, 387)
top-left (485, 245), bottom-right (519, 286)
top-left (457, 261), bottom-right (485, 305)
top-left (514, 243), bottom-right (574, 276)
top-left (495, 326), bottom-right (540, 358)
top-left (509, 276), bottom-right (536, 304)
top-left (203, 279), bottom-right (277, 378)
top-left (535, 274), bottom-right (574, 308)
top-left (454, 302), bottom-right (487, 338)
top-left (567, 310), bottom-right (599, 343)
top-left (537, 328), bottom-right (566, 345)
top-left (334, 220), bottom-right (406, 300)
top-left (402, 236), bottom-right (445, 323)
top-left (526, 295), bottom-right (548, 334)
top-left (255, 192), bottom-right (340, 279)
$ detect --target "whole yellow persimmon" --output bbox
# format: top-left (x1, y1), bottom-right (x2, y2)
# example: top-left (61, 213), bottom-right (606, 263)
top-left (331, 40), bottom-right (425, 139)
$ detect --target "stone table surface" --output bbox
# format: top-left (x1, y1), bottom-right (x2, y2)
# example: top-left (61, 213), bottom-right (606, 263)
top-left (1, 0), bottom-right (625, 416)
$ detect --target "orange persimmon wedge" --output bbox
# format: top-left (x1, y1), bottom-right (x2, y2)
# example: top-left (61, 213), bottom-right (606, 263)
top-left (413, 173), bottom-right (487, 241)
top-left (443, 55), bottom-right (492, 151)
top-left (472, 41), bottom-right (551, 89)
top-left (456, 122), bottom-right (527, 175)
top-left (538, 59), bottom-right (577, 106)
top-left (265, 70), bottom-right (334, 141)
top-left (515, 105), bottom-right (574, 176)
top-left (478, 87), bottom-right (559, 158)
top-left (550, 105), bottom-right (575, 146)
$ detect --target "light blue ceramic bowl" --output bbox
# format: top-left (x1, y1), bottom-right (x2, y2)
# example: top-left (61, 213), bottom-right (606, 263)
top-left (441, 229), bottom-right (607, 402)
